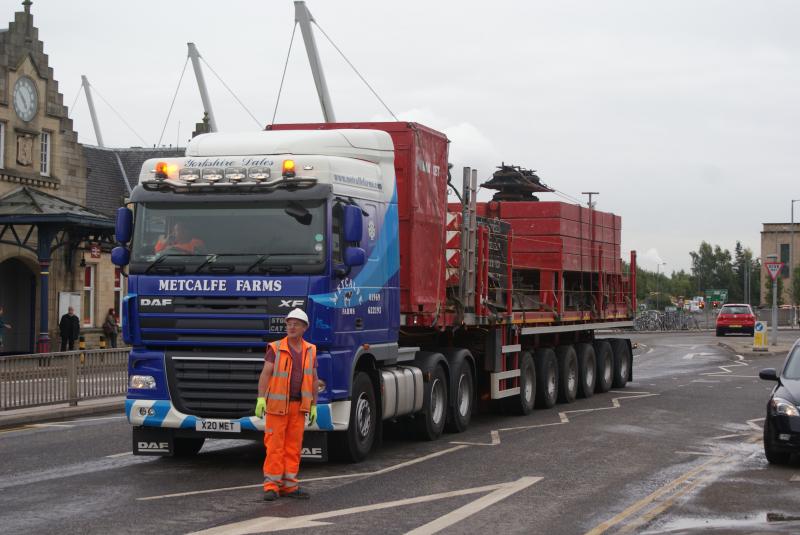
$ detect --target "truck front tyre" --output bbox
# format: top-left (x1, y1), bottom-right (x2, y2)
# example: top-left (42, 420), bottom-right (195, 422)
top-left (534, 348), bottom-right (559, 409)
top-left (173, 437), bottom-right (205, 457)
top-left (556, 345), bottom-right (578, 404)
top-left (608, 339), bottom-right (631, 389)
top-left (575, 343), bottom-right (596, 399)
top-left (445, 360), bottom-right (473, 433)
top-left (507, 351), bottom-right (536, 415)
top-left (335, 372), bottom-right (377, 462)
top-left (593, 341), bottom-right (614, 393)
top-left (415, 365), bottom-right (448, 440)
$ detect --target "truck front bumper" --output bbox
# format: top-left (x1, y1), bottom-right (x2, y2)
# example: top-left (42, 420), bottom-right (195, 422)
top-left (126, 399), bottom-right (352, 432)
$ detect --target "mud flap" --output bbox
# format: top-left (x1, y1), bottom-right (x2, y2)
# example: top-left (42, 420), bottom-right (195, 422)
top-left (132, 426), bottom-right (173, 456)
top-left (301, 431), bottom-right (328, 462)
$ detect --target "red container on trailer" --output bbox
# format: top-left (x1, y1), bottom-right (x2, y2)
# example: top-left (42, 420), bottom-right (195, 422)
top-left (268, 122), bottom-right (450, 323)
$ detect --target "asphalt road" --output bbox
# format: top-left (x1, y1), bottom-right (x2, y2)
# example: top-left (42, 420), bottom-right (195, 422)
top-left (1, 332), bottom-right (798, 535)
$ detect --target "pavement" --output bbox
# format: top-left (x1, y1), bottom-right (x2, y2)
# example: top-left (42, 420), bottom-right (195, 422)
top-left (716, 329), bottom-right (799, 358)
top-left (0, 395), bottom-right (124, 429)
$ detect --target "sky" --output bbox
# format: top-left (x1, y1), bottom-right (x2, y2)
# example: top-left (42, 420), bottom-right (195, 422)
top-left (12, 0), bottom-right (800, 272)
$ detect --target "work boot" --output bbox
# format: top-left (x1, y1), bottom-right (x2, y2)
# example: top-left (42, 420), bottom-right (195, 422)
top-left (263, 490), bottom-right (279, 501)
top-left (282, 488), bottom-right (310, 499)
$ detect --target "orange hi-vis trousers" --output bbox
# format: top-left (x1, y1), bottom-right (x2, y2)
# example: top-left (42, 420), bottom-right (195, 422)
top-left (263, 400), bottom-right (306, 494)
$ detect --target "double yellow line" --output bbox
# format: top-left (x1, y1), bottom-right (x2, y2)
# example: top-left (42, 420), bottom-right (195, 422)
top-left (585, 455), bottom-right (732, 535)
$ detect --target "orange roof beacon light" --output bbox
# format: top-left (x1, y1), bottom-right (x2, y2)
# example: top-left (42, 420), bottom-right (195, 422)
top-left (282, 159), bottom-right (296, 178)
top-left (154, 161), bottom-right (177, 180)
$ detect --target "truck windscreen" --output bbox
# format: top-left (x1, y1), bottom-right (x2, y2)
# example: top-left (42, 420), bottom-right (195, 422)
top-left (129, 200), bottom-right (326, 275)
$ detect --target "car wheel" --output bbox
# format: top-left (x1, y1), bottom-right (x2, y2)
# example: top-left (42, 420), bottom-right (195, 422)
top-left (575, 343), bottom-right (596, 399)
top-left (764, 418), bottom-right (791, 465)
top-left (593, 340), bottom-right (614, 393)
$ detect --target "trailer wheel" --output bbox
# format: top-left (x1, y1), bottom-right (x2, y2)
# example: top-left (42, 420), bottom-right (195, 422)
top-left (445, 359), bottom-right (473, 433)
top-left (507, 351), bottom-right (536, 415)
top-left (173, 437), bottom-right (204, 457)
top-left (534, 348), bottom-right (558, 409)
top-left (415, 365), bottom-right (448, 441)
top-left (608, 339), bottom-right (631, 389)
top-left (575, 343), bottom-right (596, 399)
top-left (556, 345), bottom-right (578, 404)
top-left (333, 371), bottom-right (376, 462)
top-left (593, 340), bottom-right (614, 393)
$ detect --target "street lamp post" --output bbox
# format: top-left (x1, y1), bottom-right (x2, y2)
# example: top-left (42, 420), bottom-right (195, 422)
top-left (768, 253), bottom-right (778, 346)
top-left (656, 262), bottom-right (667, 311)
top-left (792, 199), bottom-right (800, 328)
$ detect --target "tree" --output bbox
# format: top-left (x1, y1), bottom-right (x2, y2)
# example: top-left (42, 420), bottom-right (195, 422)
top-left (689, 241), bottom-right (736, 298)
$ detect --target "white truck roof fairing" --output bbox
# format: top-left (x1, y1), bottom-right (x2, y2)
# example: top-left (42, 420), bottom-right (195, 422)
top-left (186, 129), bottom-right (394, 165)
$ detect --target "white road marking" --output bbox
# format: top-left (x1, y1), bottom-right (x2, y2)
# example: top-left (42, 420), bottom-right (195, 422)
top-left (746, 417), bottom-right (764, 431)
top-left (708, 433), bottom-right (750, 441)
top-left (682, 352), bottom-right (715, 360)
top-left (28, 423), bottom-right (75, 428)
top-left (138, 445), bottom-right (469, 501)
top-left (674, 451), bottom-right (722, 456)
top-left (106, 452), bottom-right (132, 458)
top-left (186, 477), bottom-right (543, 535)
top-left (406, 476), bottom-right (542, 535)
top-left (791, 475), bottom-right (800, 482)
top-left (451, 430), bottom-right (500, 447)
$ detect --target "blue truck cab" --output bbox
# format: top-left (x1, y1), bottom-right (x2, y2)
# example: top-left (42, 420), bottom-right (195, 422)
top-left (114, 129), bottom-right (401, 459)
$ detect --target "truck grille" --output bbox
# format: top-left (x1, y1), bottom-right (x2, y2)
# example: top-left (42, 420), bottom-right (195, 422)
top-left (165, 353), bottom-right (263, 419)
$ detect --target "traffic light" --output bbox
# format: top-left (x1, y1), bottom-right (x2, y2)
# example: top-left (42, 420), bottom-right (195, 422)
top-left (712, 302), bottom-right (718, 309)
top-left (699, 301), bottom-right (705, 309)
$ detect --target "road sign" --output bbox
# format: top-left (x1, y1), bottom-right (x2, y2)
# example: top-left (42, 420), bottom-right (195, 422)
top-left (705, 289), bottom-right (728, 303)
top-left (765, 262), bottom-right (784, 281)
top-left (753, 321), bottom-right (768, 351)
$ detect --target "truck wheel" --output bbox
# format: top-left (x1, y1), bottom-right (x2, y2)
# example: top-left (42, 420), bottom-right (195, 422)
top-left (575, 343), bottom-right (596, 399)
top-left (334, 372), bottom-right (377, 462)
top-left (534, 348), bottom-right (558, 409)
top-left (416, 365), bottom-right (448, 441)
top-left (608, 339), bottom-right (631, 389)
top-left (506, 351), bottom-right (536, 415)
top-left (556, 345), bottom-right (578, 404)
top-left (173, 437), bottom-right (205, 457)
top-left (593, 340), bottom-right (614, 393)
top-left (445, 359), bottom-right (473, 433)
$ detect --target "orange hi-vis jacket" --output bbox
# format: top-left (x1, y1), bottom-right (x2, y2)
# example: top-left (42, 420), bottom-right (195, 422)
top-left (266, 337), bottom-right (317, 416)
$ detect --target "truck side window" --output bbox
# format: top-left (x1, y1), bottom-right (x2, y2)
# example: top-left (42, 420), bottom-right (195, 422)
top-left (332, 203), bottom-right (344, 264)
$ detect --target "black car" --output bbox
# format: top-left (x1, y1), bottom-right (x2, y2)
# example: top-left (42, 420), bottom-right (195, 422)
top-left (759, 340), bottom-right (800, 464)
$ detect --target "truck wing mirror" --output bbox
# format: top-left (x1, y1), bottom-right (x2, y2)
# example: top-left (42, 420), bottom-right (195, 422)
top-left (111, 246), bottom-right (130, 267)
top-left (344, 246), bottom-right (365, 267)
top-left (116, 207), bottom-right (134, 244)
top-left (343, 204), bottom-right (363, 243)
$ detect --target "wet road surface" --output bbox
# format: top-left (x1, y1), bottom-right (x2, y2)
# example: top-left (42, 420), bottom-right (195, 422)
top-left (1, 332), bottom-right (798, 534)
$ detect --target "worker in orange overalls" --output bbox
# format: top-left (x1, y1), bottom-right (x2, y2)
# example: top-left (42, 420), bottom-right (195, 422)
top-left (255, 308), bottom-right (318, 501)
top-left (154, 221), bottom-right (205, 254)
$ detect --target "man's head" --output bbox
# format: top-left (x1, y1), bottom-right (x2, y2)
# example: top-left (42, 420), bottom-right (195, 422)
top-left (67, 306), bottom-right (74, 316)
top-left (285, 308), bottom-right (308, 341)
top-left (172, 222), bottom-right (189, 242)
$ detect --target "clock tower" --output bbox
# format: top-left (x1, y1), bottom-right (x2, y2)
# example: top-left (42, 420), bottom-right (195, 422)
top-left (0, 0), bottom-right (87, 206)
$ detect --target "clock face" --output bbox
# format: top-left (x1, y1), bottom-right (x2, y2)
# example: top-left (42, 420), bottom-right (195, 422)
top-left (13, 76), bottom-right (38, 122)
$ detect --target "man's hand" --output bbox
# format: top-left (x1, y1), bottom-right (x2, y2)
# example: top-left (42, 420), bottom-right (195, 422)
top-left (308, 405), bottom-right (317, 426)
top-left (255, 397), bottom-right (266, 418)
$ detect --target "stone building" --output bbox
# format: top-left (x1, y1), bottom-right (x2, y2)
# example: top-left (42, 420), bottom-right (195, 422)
top-left (760, 222), bottom-right (799, 306)
top-left (0, 2), bottom-right (182, 353)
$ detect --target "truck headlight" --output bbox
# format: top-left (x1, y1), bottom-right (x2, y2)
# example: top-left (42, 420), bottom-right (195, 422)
top-left (130, 375), bottom-right (157, 389)
top-left (770, 397), bottom-right (800, 417)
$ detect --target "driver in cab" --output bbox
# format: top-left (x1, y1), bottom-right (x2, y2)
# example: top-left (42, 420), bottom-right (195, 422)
top-left (155, 221), bottom-right (205, 254)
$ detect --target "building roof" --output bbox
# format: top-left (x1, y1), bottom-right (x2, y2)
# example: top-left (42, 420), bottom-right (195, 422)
top-left (84, 146), bottom-right (184, 217)
top-left (0, 186), bottom-right (112, 227)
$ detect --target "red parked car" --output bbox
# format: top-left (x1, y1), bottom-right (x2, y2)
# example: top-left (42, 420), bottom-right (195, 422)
top-left (716, 304), bottom-right (757, 336)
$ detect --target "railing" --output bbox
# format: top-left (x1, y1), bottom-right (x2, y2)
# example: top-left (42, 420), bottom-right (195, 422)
top-left (0, 348), bottom-right (129, 411)
top-left (634, 310), bottom-right (702, 332)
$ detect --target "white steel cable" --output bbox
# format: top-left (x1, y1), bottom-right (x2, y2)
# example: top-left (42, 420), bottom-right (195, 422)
top-left (272, 22), bottom-right (298, 125)
top-left (200, 57), bottom-right (263, 128)
top-left (158, 57), bottom-right (190, 147)
top-left (90, 84), bottom-right (149, 146)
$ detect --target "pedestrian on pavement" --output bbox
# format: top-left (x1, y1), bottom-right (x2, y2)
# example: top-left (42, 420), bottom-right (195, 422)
top-left (0, 305), bottom-right (11, 351)
top-left (255, 308), bottom-right (318, 502)
top-left (103, 308), bottom-right (119, 348)
top-left (59, 306), bottom-right (80, 351)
